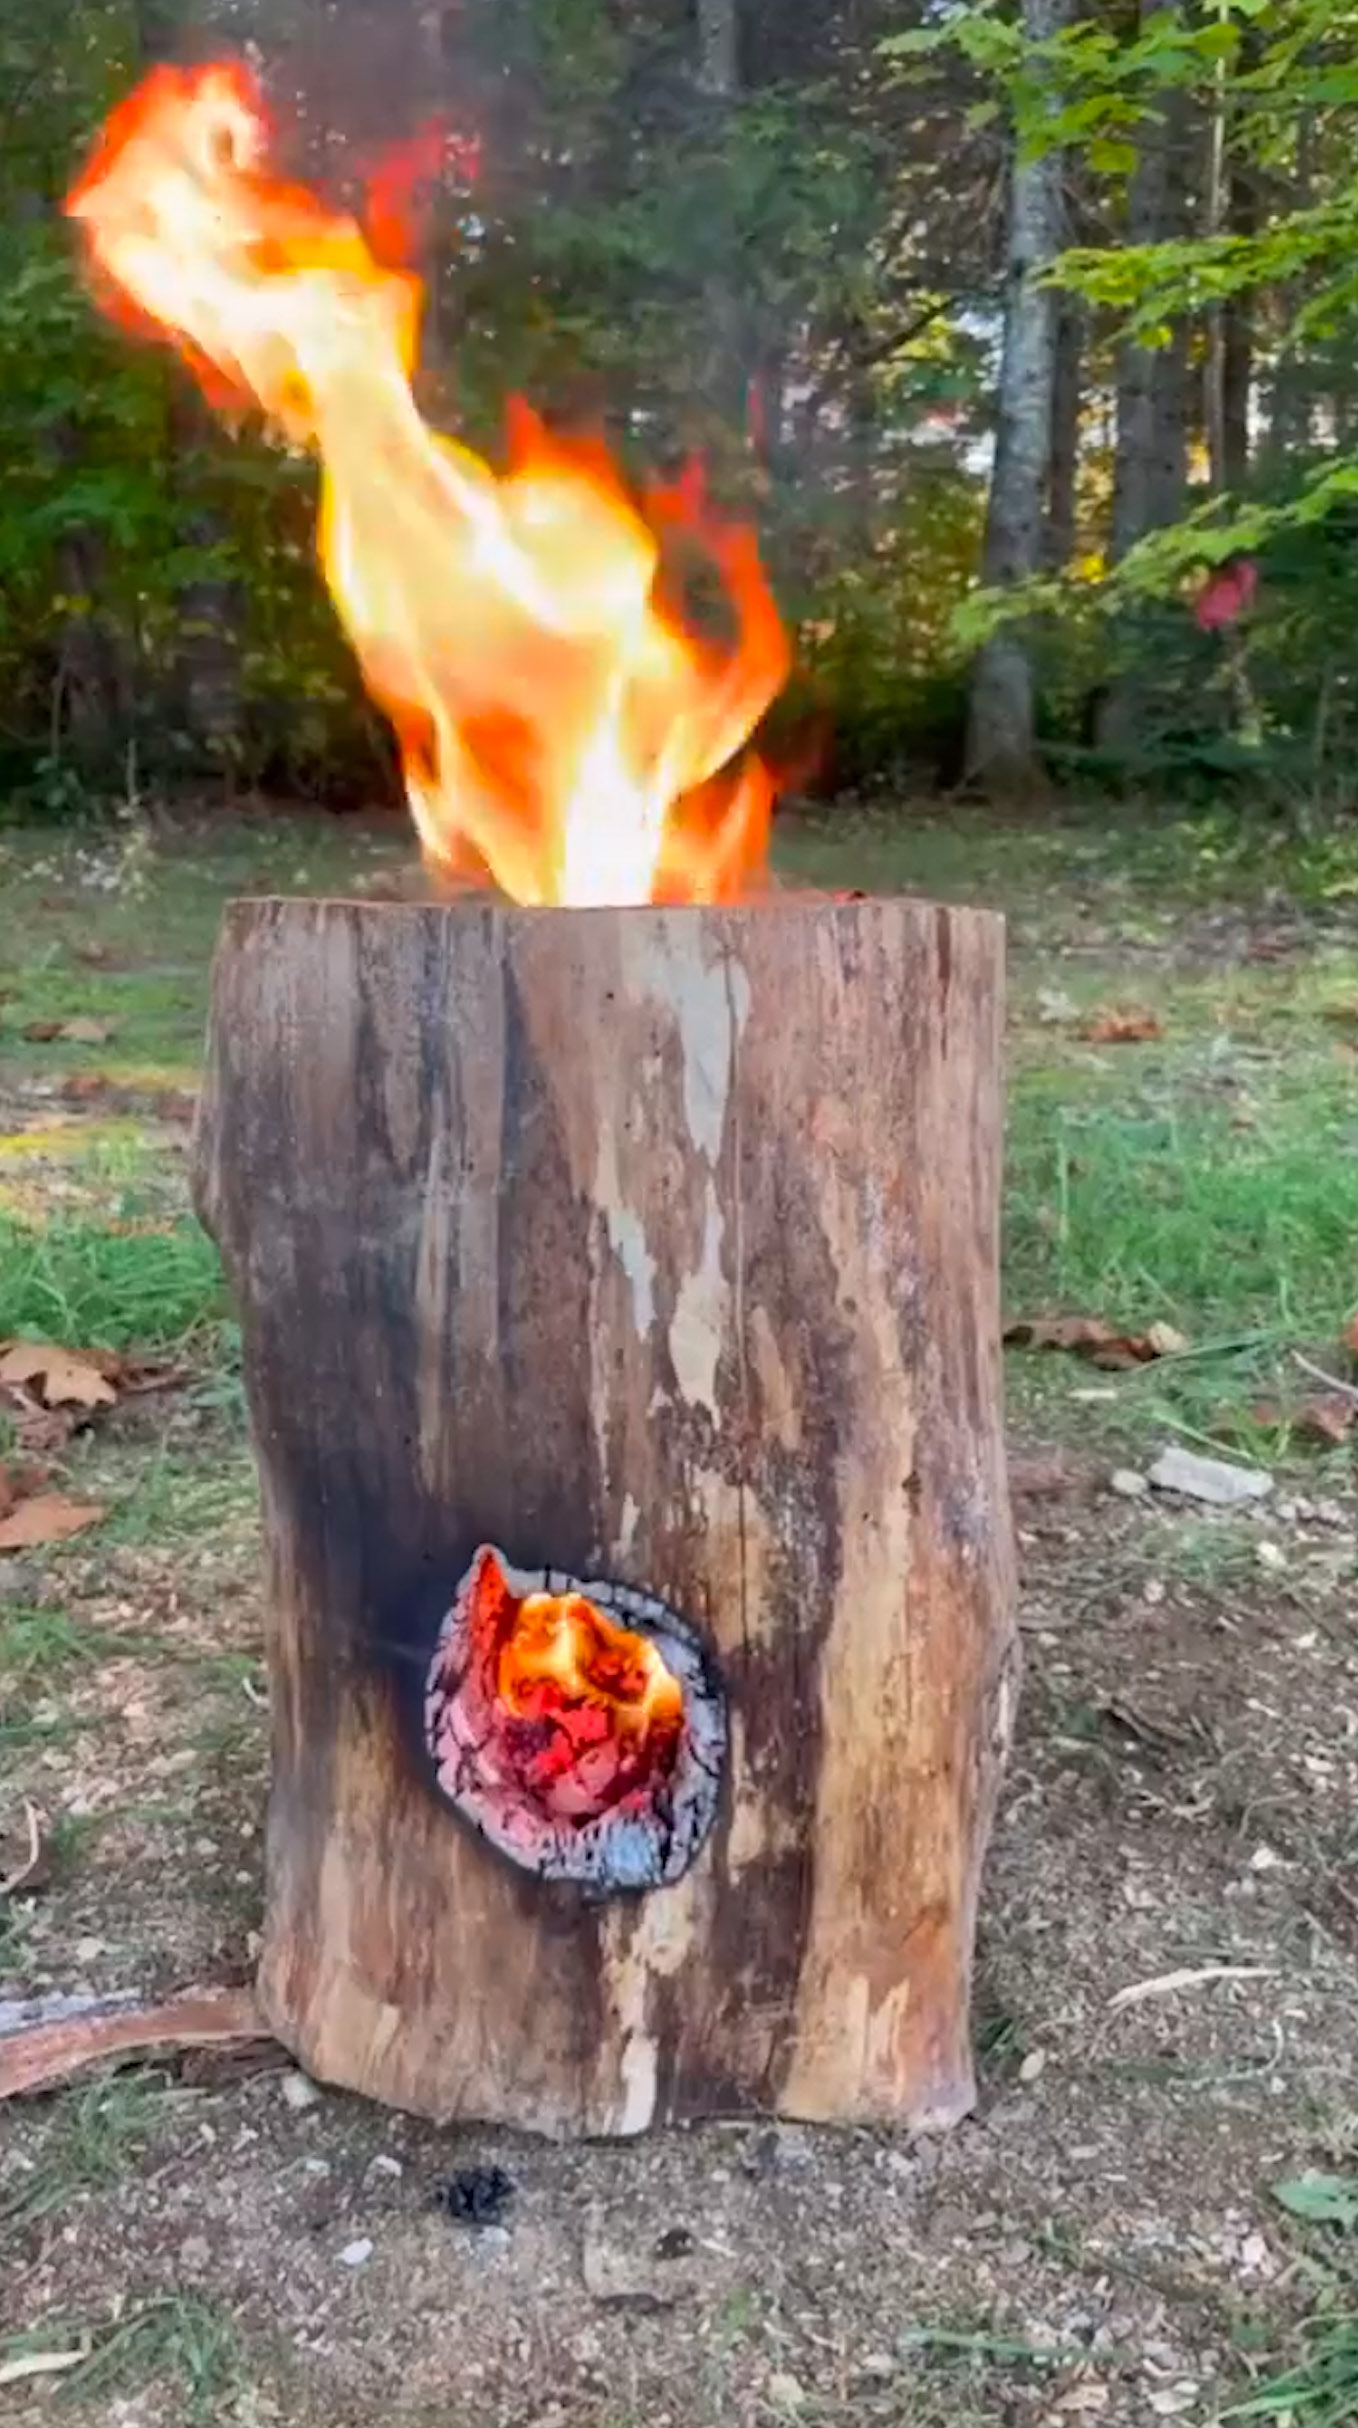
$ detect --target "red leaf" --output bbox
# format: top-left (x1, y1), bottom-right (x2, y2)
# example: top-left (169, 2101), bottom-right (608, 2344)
top-left (1079, 1008), bottom-right (1164, 1045)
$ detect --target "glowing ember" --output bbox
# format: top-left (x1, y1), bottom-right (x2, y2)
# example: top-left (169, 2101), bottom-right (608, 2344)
top-left (425, 1547), bottom-right (725, 1891)
top-left (66, 61), bottom-right (790, 907)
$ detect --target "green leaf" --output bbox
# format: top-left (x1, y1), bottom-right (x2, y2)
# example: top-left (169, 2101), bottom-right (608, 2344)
top-left (1273, 2172), bottom-right (1358, 2230)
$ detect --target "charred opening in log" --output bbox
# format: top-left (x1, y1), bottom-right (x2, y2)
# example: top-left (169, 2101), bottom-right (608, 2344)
top-left (423, 1545), bottom-right (726, 1892)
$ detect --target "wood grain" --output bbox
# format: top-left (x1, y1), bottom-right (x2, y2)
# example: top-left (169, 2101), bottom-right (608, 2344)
top-left (194, 895), bottom-right (1016, 2136)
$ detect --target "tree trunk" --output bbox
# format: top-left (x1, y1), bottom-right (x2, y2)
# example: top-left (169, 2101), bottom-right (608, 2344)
top-left (1096, 17), bottom-right (1192, 756)
top-left (1045, 288), bottom-right (1083, 570)
top-left (169, 390), bottom-right (244, 776)
top-left (1267, 113), bottom-right (1312, 458)
top-left (966, 0), bottom-right (1069, 796)
top-left (697, 0), bottom-right (739, 95)
top-left (193, 893), bottom-right (1017, 2137)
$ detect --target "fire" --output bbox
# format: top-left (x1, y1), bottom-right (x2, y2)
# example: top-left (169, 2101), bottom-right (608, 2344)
top-left (431, 1548), bottom-right (685, 1831)
top-left (65, 61), bottom-right (789, 906)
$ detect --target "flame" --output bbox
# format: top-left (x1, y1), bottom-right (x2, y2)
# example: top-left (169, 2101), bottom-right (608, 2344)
top-left (500, 1587), bottom-right (684, 1752)
top-left (66, 61), bottom-right (789, 906)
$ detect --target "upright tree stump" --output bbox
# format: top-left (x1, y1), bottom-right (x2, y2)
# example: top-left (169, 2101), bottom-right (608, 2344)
top-left (193, 894), bottom-right (1016, 2137)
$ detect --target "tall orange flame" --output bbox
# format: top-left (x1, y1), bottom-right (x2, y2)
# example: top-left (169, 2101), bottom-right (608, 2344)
top-left (66, 62), bottom-right (790, 905)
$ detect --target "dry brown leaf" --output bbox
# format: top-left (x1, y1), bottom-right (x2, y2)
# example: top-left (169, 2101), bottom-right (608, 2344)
top-left (1344, 1312), bottom-right (1358, 1360)
top-left (1079, 1008), bottom-right (1164, 1045)
top-left (0, 1461), bottom-right (52, 1520)
top-left (58, 1015), bottom-right (116, 1044)
top-left (21, 1015), bottom-right (116, 1045)
top-left (0, 1342), bottom-right (117, 1409)
top-left (1292, 1398), bottom-right (1350, 1447)
top-left (1005, 1313), bottom-right (1187, 1369)
top-left (0, 1493), bottom-right (106, 1551)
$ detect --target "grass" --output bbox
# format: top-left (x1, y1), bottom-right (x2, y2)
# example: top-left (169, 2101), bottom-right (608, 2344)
top-left (0, 2073), bottom-right (176, 2226)
top-left (0, 1210), bottom-right (227, 1350)
top-left (0, 2296), bottom-right (247, 2420)
top-left (1223, 2315), bottom-right (1358, 2422)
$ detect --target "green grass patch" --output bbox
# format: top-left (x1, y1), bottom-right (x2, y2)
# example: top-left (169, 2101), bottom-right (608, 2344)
top-left (0, 2075), bottom-right (176, 2227)
top-left (1224, 2314), bottom-right (1358, 2422)
top-left (0, 2297), bottom-right (247, 2421)
top-left (0, 1212), bottom-right (226, 1350)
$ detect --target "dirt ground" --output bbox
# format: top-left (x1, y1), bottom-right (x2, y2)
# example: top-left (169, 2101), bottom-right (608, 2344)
top-left (2, 807), bottom-right (1357, 2427)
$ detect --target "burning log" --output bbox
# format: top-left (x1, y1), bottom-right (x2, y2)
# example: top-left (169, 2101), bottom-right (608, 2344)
top-left (193, 893), bottom-right (1016, 2136)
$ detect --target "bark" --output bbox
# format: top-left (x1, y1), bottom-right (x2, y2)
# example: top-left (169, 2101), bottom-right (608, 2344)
top-left (1267, 114), bottom-right (1313, 458)
top-left (697, 0), bottom-right (739, 95)
top-left (194, 894), bottom-right (1017, 2137)
top-left (169, 390), bottom-right (244, 773)
top-left (1096, 19), bottom-right (1192, 756)
top-left (1045, 289), bottom-right (1084, 571)
top-left (966, 0), bottom-right (1069, 796)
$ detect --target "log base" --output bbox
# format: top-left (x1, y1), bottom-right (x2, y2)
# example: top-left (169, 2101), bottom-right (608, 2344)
top-left (194, 893), bottom-right (1016, 2138)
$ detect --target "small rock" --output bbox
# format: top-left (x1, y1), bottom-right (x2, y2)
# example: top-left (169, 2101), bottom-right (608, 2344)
top-left (766, 2373), bottom-right (809, 2413)
top-left (1018, 2048), bottom-right (1047, 2084)
top-left (338, 2238), bottom-right (373, 2268)
top-left (1148, 1446), bottom-right (1272, 1507)
top-left (1109, 1468), bottom-right (1149, 1499)
top-left (366, 2154), bottom-right (403, 2180)
top-left (178, 2235), bottom-right (210, 2273)
top-left (0, 1560), bottom-right (39, 1602)
top-left (1255, 1540), bottom-right (1287, 1573)
top-left (281, 2070), bottom-right (321, 2112)
top-left (1248, 1844), bottom-right (1283, 1873)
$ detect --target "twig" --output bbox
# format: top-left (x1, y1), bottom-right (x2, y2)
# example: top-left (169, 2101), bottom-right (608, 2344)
top-left (1291, 1350), bottom-right (1358, 1406)
top-left (1108, 1964), bottom-right (1276, 2014)
top-left (0, 1802), bottom-right (42, 1898)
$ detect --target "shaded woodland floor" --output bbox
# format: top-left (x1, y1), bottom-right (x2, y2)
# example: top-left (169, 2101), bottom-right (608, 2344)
top-left (2, 801), bottom-right (1358, 2427)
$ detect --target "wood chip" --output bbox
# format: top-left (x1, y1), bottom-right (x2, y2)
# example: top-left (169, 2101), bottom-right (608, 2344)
top-left (0, 1984), bottom-right (277, 2099)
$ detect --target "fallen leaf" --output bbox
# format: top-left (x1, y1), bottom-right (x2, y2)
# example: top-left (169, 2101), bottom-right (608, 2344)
top-left (0, 1462), bottom-right (51, 1520)
top-left (57, 1015), bottom-right (116, 1044)
top-left (1005, 1314), bottom-right (1187, 1369)
top-left (1079, 1008), bottom-right (1163, 1044)
top-left (1344, 1312), bottom-right (1358, 1360)
top-left (0, 2349), bottom-right (90, 2390)
top-left (0, 1342), bottom-right (117, 1410)
top-left (0, 1493), bottom-right (106, 1551)
top-left (1293, 1394), bottom-right (1355, 1447)
top-left (1272, 2171), bottom-right (1358, 2230)
top-left (21, 1015), bottom-right (116, 1045)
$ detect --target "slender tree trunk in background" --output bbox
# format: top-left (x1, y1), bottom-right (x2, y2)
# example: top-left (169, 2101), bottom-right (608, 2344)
top-left (1045, 289), bottom-right (1083, 570)
top-left (1267, 113), bottom-right (1312, 457)
top-left (53, 445), bottom-right (129, 774)
top-left (169, 390), bottom-right (244, 780)
top-left (694, 0), bottom-right (747, 436)
top-left (697, 0), bottom-right (738, 96)
top-left (965, 0), bottom-right (1068, 797)
top-left (1095, 14), bottom-right (1190, 756)
top-left (1220, 164), bottom-right (1255, 491)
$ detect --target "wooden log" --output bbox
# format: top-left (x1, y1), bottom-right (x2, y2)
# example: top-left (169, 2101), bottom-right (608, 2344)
top-left (193, 894), bottom-right (1016, 2138)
